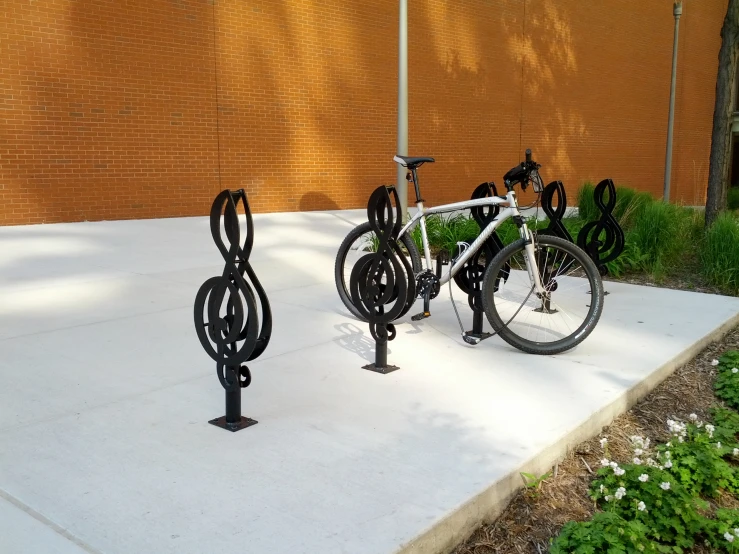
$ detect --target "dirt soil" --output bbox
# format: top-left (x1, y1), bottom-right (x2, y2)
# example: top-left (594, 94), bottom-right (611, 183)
top-left (451, 326), bottom-right (739, 554)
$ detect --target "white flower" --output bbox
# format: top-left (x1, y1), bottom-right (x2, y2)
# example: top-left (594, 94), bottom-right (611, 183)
top-left (660, 482), bottom-right (671, 490)
top-left (734, 448), bottom-right (739, 456)
top-left (637, 501), bottom-right (646, 512)
top-left (733, 368), bottom-right (738, 374)
top-left (706, 424), bottom-right (715, 438)
top-left (634, 448), bottom-right (644, 456)
top-left (718, 442), bottom-right (723, 449)
top-left (599, 484), bottom-right (605, 493)
top-left (615, 486), bottom-right (626, 500)
top-left (664, 451), bottom-right (671, 459)
top-left (600, 437), bottom-right (608, 448)
top-left (689, 413), bottom-right (698, 421)
top-left (610, 461), bottom-right (619, 469)
top-left (664, 460), bottom-right (673, 469)
top-left (678, 436), bottom-right (684, 443)
top-left (646, 458), bottom-right (657, 467)
top-left (667, 442), bottom-right (672, 448)
top-left (633, 457), bottom-right (642, 465)
top-left (734, 528), bottom-right (739, 537)
top-left (604, 495), bottom-right (612, 502)
top-left (614, 467), bottom-right (625, 476)
top-left (725, 532), bottom-right (735, 543)
top-left (638, 474), bottom-right (649, 482)
top-left (712, 359), bottom-right (720, 366)
top-left (601, 458), bottom-right (610, 467)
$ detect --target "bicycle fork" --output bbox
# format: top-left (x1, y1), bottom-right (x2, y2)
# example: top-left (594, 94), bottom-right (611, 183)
top-left (522, 229), bottom-right (554, 313)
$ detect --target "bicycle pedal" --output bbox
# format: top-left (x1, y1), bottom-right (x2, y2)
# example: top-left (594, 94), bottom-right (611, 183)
top-left (411, 311), bottom-right (431, 321)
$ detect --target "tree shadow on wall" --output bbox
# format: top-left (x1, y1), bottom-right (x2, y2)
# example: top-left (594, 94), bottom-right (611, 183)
top-left (299, 191), bottom-right (339, 211)
top-left (408, 0), bottom-right (590, 209)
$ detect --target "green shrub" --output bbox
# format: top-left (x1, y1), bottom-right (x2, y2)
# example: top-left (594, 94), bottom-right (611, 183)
top-left (561, 216), bottom-right (585, 239)
top-left (410, 213), bottom-right (482, 256)
top-left (728, 188), bottom-right (739, 211)
top-left (577, 182), bottom-right (599, 222)
top-left (704, 508), bottom-right (739, 553)
top-left (576, 183), bottom-right (653, 228)
top-left (711, 405), bottom-right (739, 443)
top-left (590, 461), bottom-right (706, 549)
top-left (614, 188), bottom-right (654, 230)
top-left (550, 512), bottom-right (660, 554)
top-left (656, 418), bottom-right (739, 498)
top-left (700, 212), bottom-right (739, 293)
top-left (629, 202), bottom-right (700, 278)
top-left (603, 238), bottom-right (649, 278)
top-left (715, 351), bottom-right (739, 411)
top-left (490, 219), bottom-right (521, 245)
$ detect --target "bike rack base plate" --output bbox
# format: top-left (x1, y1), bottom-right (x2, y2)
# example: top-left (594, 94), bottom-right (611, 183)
top-left (208, 416), bottom-right (258, 432)
top-left (363, 363), bottom-right (400, 374)
top-left (465, 331), bottom-right (494, 341)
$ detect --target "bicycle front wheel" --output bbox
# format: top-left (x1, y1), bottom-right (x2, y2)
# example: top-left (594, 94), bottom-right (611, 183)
top-left (481, 235), bottom-right (604, 355)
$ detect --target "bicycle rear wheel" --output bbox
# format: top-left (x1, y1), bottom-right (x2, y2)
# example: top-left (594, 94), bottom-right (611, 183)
top-left (335, 221), bottom-right (422, 321)
top-left (481, 235), bottom-right (604, 354)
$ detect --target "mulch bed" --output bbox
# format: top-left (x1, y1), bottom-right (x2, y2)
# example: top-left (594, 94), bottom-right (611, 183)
top-left (451, 325), bottom-right (739, 554)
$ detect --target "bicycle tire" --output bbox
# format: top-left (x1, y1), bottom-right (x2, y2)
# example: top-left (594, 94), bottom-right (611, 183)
top-left (335, 221), bottom-right (422, 321)
top-left (481, 235), bottom-right (604, 354)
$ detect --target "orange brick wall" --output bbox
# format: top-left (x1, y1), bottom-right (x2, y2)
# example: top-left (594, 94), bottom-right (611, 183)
top-left (0, 0), bottom-right (727, 225)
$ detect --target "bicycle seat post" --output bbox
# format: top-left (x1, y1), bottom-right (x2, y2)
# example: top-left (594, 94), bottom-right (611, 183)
top-left (407, 167), bottom-right (423, 203)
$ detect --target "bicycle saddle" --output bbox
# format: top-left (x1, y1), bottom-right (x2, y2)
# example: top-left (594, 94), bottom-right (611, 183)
top-left (393, 155), bottom-right (435, 169)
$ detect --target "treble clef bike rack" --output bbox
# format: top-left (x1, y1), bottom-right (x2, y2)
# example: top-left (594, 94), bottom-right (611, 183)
top-left (348, 185), bottom-right (416, 374)
top-left (539, 180), bottom-right (574, 242)
top-left (576, 178), bottom-right (625, 276)
top-left (194, 189), bottom-right (272, 432)
top-left (538, 178), bottom-right (625, 277)
top-left (453, 182), bottom-right (507, 340)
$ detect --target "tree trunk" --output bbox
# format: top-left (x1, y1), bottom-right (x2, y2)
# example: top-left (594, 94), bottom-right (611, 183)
top-left (706, 0), bottom-right (739, 226)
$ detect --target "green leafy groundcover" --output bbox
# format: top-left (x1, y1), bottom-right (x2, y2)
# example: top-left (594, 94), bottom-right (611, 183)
top-left (550, 350), bottom-right (739, 553)
top-left (550, 512), bottom-right (661, 554)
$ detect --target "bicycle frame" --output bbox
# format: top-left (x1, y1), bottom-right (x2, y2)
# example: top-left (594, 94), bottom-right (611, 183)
top-left (397, 190), bottom-right (546, 294)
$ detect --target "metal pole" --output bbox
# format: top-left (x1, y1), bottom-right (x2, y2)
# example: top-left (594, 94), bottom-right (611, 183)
top-left (663, 1), bottom-right (682, 202)
top-left (397, 0), bottom-right (409, 219)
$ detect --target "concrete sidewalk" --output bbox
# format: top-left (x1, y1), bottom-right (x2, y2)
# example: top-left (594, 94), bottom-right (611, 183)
top-left (0, 210), bottom-right (737, 554)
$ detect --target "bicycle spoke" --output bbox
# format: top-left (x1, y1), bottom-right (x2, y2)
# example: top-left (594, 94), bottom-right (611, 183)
top-left (488, 238), bottom-right (600, 347)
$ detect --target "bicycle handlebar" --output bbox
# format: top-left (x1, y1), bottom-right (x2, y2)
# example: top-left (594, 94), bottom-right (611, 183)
top-left (504, 148), bottom-right (541, 191)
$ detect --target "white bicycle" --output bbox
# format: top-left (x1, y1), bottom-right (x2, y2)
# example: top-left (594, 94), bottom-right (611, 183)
top-left (335, 151), bottom-right (604, 355)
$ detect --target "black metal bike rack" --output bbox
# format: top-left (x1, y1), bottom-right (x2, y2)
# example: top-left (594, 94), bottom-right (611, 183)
top-left (194, 189), bottom-right (272, 432)
top-left (349, 186), bottom-right (416, 373)
top-left (539, 178), bottom-right (625, 276)
top-left (453, 182), bottom-right (506, 339)
top-left (540, 180), bottom-right (574, 242)
top-left (576, 178), bottom-right (625, 276)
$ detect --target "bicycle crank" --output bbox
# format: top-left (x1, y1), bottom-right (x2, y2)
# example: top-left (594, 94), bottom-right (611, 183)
top-left (411, 271), bottom-right (440, 321)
